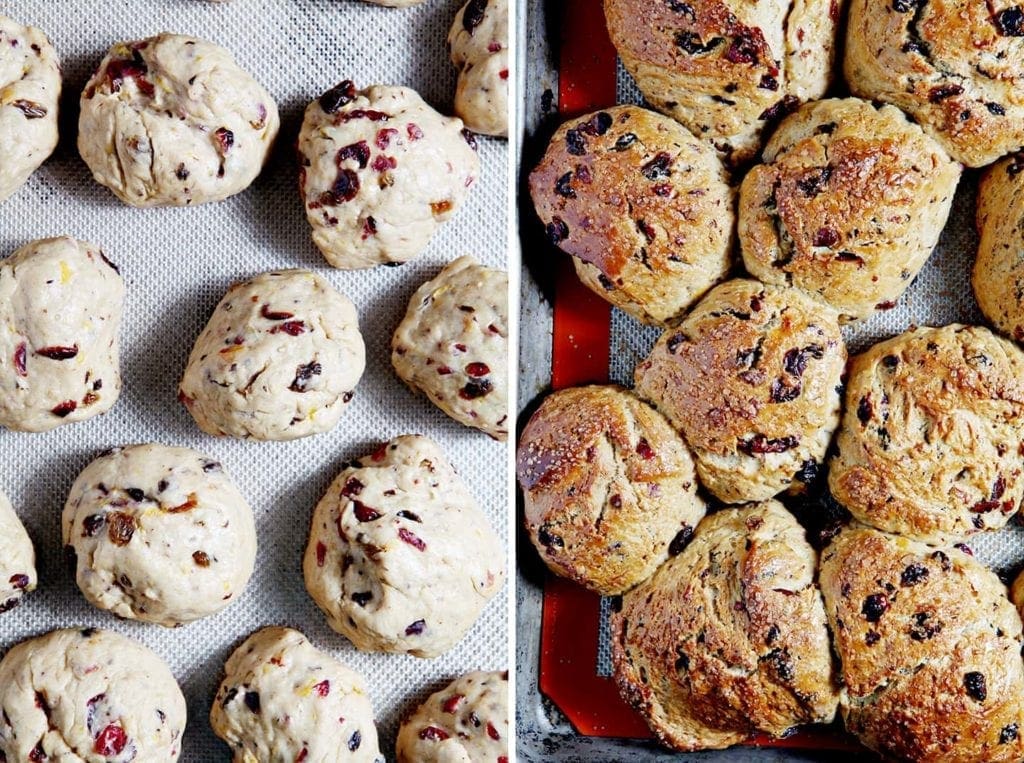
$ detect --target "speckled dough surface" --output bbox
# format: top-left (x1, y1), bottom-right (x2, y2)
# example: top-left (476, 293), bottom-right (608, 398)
top-left (0, 236), bottom-right (124, 433)
top-left (819, 526), bottom-right (1024, 762)
top-left (612, 501), bottom-right (839, 751)
top-left (392, 256), bottom-right (508, 440)
top-left (62, 443), bottom-right (257, 626)
top-left (303, 435), bottom-right (504, 658)
top-left (210, 627), bottom-right (383, 763)
top-left (0, 489), bottom-right (36, 614)
top-left (634, 279), bottom-right (845, 503)
top-left (844, 0), bottom-right (1024, 168)
top-left (179, 270), bottom-right (365, 441)
top-left (529, 106), bottom-right (733, 326)
top-left (740, 98), bottom-right (961, 321)
top-left (449, 0), bottom-right (509, 137)
top-left (604, 0), bottom-right (838, 165)
top-left (298, 82), bottom-right (479, 269)
top-left (395, 670), bottom-right (508, 763)
top-left (829, 325), bottom-right (1024, 546)
top-left (516, 385), bottom-right (706, 595)
top-left (0, 15), bottom-right (60, 202)
top-left (78, 33), bottom-right (279, 207)
top-left (974, 156), bottom-right (1024, 342)
top-left (0, 628), bottom-right (187, 762)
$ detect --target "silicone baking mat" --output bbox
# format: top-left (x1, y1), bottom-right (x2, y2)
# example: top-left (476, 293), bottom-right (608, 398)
top-left (0, 1), bottom-right (509, 760)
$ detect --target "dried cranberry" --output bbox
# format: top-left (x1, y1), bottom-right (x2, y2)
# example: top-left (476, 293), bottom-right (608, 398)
top-left (737, 434), bottom-right (799, 455)
top-left (28, 742), bottom-right (46, 762)
top-left (353, 502), bottom-right (382, 522)
top-left (341, 478), bottom-right (364, 497)
top-left (405, 619), bottom-right (426, 635)
top-left (460, 379), bottom-right (493, 399)
top-left (273, 321), bottom-right (306, 336)
top-left (901, 563), bottom-right (929, 586)
top-left (783, 345), bottom-right (824, 378)
top-left (462, 0), bottom-right (488, 32)
top-left (994, 6), bottom-right (1024, 35)
top-left (406, 123), bottom-right (424, 141)
top-left (36, 345), bottom-right (79, 360)
top-left (375, 128), bottom-right (398, 149)
top-left (316, 542), bottom-right (327, 567)
top-left (419, 726), bottom-right (450, 742)
top-left (192, 551), bottom-right (211, 567)
top-left (554, 172), bottom-right (576, 198)
top-left (329, 169), bottom-right (360, 204)
top-left (759, 95), bottom-right (800, 124)
top-left (725, 30), bottom-right (762, 64)
top-left (487, 722), bottom-right (501, 740)
top-left (105, 53), bottom-right (153, 97)
top-left (909, 611), bottom-right (941, 641)
top-left (861, 593), bottom-right (888, 622)
top-left (51, 400), bottom-right (77, 417)
top-left (314, 680), bottom-right (330, 697)
top-left (12, 100), bottom-right (46, 118)
top-left (289, 361), bottom-right (322, 392)
top-left (758, 74), bottom-right (779, 91)
top-left (674, 31), bottom-right (723, 55)
top-left (93, 725), bottom-right (128, 756)
top-left (537, 525), bottom-right (563, 549)
top-left (813, 227), bottom-right (840, 248)
top-left (443, 694), bottom-right (464, 713)
top-left (668, 525), bottom-right (694, 556)
top-left (770, 378), bottom-right (801, 403)
top-left (13, 343), bottom-right (26, 376)
top-left (399, 528), bottom-right (426, 551)
top-left (964, 671), bottom-right (987, 701)
top-left (362, 217), bottom-right (378, 239)
top-left (337, 141), bottom-right (371, 169)
top-left (244, 691), bottom-right (261, 713)
top-left (929, 84), bottom-right (964, 103)
top-left (339, 109), bottom-right (389, 122)
top-left (461, 128), bottom-right (478, 150)
top-left (319, 81), bottom-right (356, 113)
top-left (213, 127), bottom-right (233, 155)
top-left (665, 0), bottom-right (696, 15)
top-left (857, 396), bottom-right (873, 424)
top-left (83, 514), bottom-right (105, 537)
top-left (796, 167), bottom-right (832, 197)
top-left (565, 128), bottom-right (586, 156)
top-left (9, 574), bottom-right (28, 589)
top-left (641, 153), bottom-right (672, 180)
top-left (465, 362), bottom-right (490, 377)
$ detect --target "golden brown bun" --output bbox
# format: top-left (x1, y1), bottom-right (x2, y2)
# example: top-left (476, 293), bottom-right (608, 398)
top-left (819, 525), bottom-right (1024, 762)
top-left (974, 156), bottom-right (1024, 341)
top-left (516, 385), bottom-right (706, 595)
top-left (611, 500), bottom-right (839, 751)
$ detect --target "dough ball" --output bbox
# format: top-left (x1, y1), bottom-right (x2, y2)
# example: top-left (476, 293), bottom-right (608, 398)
top-left (0, 628), bottom-right (186, 762)
top-left (974, 155), bottom-right (1024, 341)
top-left (740, 98), bottom-right (961, 321)
top-left (0, 236), bottom-right (124, 432)
top-left (516, 385), bottom-right (706, 595)
top-left (529, 106), bottom-right (733, 326)
top-left (62, 444), bottom-right (257, 626)
top-left (298, 82), bottom-right (479, 269)
top-left (210, 627), bottom-right (383, 763)
top-left (611, 501), bottom-right (839, 751)
top-left (303, 435), bottom-right (505, 658)
top-left (78, 33), bottom-right (279, 206)
top-left (819, 525), bottom-right (1024, 761)
top-left (0, 16), bottom-right (60, 202)
top-left (604, 0), bottom-right (838, 165)
top-left (179, 270), bottom-right (365, 441)
top-left (634, 279), bottom-right (845, 503)
top-left (449, 0), bottom-right (509, 137)
top-left (396, 670), bottom-right (508, 763)
top-left (829, 325), bottom-right (1024, 545)
top-left (360, 0), bottom-right (425, 5)
top-left (392, 256), bottom-right (507, 439)
top-left (0, 489), bottom-right (36, 614)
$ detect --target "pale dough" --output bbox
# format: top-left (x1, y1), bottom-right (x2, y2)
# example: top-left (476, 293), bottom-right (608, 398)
top-left (0, 488), bottom-right (36, 614)
top-left (449, 0), bottom-right (509, 137)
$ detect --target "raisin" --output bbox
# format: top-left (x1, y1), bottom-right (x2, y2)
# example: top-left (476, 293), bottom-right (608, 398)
top-left (126, 487), bottom-right (145, 502)
top-left (725, 31), bottom-right (761, 64)
top-left (857, 396), bottom-right (873, 424)
top-left (37, 345), bottom-right (78, 360)
top-left (666, 333), bottom-right (685, 354)
top-left (783, 345), bottom-right (824, 377)
top-left (12, 100), bottom-right (46, 118)
top-left (900, 564), bottom-right (929, 586)
top-left (861, 593), bottom-right (888, 622)
top-left (107, 512), bottom-right (136, 546)
top-left (337, 141), bottom-right (371, 169)
top-left (83, 514), bottom-right (105, 537)
top-left (641, 153), bottom-right (672, 180)
top-left (565, 128), bottom-right (587, 156)
top-left (759, 74), bottom-right (779, 90)
top-left (462, 0), bottom-right (488, 32)
top-left (397, 510), bottom-right (421, 522)
top-left (964, 672), bottom-right (987, 702)
top-left (994, 6), bottom-right (1024, 35)
top-left (9, 574), bottom-right (28, 589)
top-left (759, 95), bottom-right (800, 124)
top-left (769, 378), bottom-right (801, 403)
top-left (612, 133), bottom-right (637, 151)
top-left (329, 169), bottom-right (360, 204)
top-left (865, 631), bottom-right (880, 645)
top-left (929, 84), bottom-right (964, 103)
top-left (909, 611), bottom-right (941, 641)
top-left (668, 525), bottom-right (694, 556)
top-left (932, 550), bottom-right (952, 570)
top-left (674, 31), bottom-right (723, 55)
top-left (795, 459), bottom-right (820, 484)
top-left (419, 726), bottom-right (450, 741)
top-left (405, 619), bottom-right (426, 635)
top-left (767, 649), bottom-right (794, 682)
top-left (546, 217), bottom-right (569, 244)
top-left (460, 379), bottom-right (492, 399)
top-left (737, 434), bottom-right (799, 455)
top-left (892, 0), bottom-right (919, 10)
top-left (665, 0), bottom-right (696, 17)
top-left (352, 591), bottom-right (373, 607)
top-left (1001, 724), bottom-right (1019, 744)
top-left (289, 361), bottom-right (322, 392)
top-left (902, 39), bottom-right (930, 55)
top-left (537, 525), bottom-right (564, 549)
top-left (213, 128), bottom-right (233, 155)
top-left (319, 80), bottom-right (356, 113)
top-left (578, 112), bottom-right (613, 136)
top-left (554, 172), bottom-right (576, 198)
top-left (348, 730), bottom-right (362, 751)
top-left (244, 691), bottom-right (261, 713)
top-left (192, 551), bottom-right (211, 567)
top-left (988, 102), bottom-right (1007, 115)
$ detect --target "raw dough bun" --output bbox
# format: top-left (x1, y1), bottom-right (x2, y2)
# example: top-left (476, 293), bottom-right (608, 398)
top-left (78, 33), bottom-right (279, 206)
top-left (62, 444), bottom-right (257, 626)
top-left (604, 0), bottom-right (838, 165)
top-left (0, 16), bottom-right (60, 202)
top-left (396, 670), bottom-right (508, 763)
top-left (516, 385), bottom-right (706, 595)
top-left (298, 81), bottom-right (479, 269)
top-left (0, 628), bottom-right (186, 762)
top-left (820, 525), bottom-right (1024, 762)
top-left (0, 236), bottom-right (124, 432)
top-left (845, 0), bottom-right (1024, 167)
top-left (449, 0), bottom-right (509, 137)
top-left (974, 155), bottom-right (1024, 342)
top-left (611, 501), bottom-right (839, 751)
top-left (210, 627), bottom-right (383, 763)
top-left (740, 98), bottom-right (961, 321)
top-left (179, 270), bottom-right (365, 441)
top-left (0, 489), bottom-right (36, 613)
top-left (528, 106), bottom-right (733, 326)
top-left (303, 435), bottom-right (505, 658)
top-left (634, 279), bottom-right (845, 503)
top-left (829, 324), bottom-right (1024, 545)
top-left (391, 256), bottom-right (508, 439)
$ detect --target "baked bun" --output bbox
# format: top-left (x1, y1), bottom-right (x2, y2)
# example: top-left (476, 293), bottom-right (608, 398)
top-left (829, 325), bottom-right (1024, 546)
top-left (516, 385), bottom-right (706, 595)
top-left (611, 500), bottom-right (839, 751)
top-left (604, 0), bottom-right (838, 165)
top-left (634, 279), bottom-right (845, 503)
top-left (974, 155), bottom-right (1024, 341)
top-left (740, 98), bottom-right (961, 321)
top-left (819, 525), bottom-right (1024, 762)
top-left (528, 106), bottom-right (732, 326)
top-left (844, 0), bottom-right (1024, 168)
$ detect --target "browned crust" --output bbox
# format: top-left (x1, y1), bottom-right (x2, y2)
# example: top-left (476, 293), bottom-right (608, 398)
top-left (973, 155), bottom-right (1024, 341)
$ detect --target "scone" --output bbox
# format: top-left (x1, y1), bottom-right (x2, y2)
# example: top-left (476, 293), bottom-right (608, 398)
top-left (449, 0), bottom-right (509, 137)
top-left (62, 444), bottom-right (257, 626)
top-left (303, 435), bottom-right (505, 658)
top-left (395, 670), bottom-right (508, 763)
top-left (516, 385), bottom-right (706, 595)
top-left (611, 501), bottom-right (839, 751)
top-left (528, 106), bottom-right (733, 326)
top-left (211, 627), bottom-right (383, 763)
top-left (634, 279), bottom-right (845, 503)
top-left (0, 628), bottom-right (186, 761)
top-left (0, 236), bottom-right (124, 432)
top-left (78, 33), bottom-right (279, 206)
top-left (820, 525), bottom-right (1024, 762)
top-left (179, 270), bottom-right (365, 441)
top-left (829, 325), bottom-right (1024, 546)
top-left (845, 0), bottom-right (1024, 168)
top-left (604, 0), bottom-right (838, 165)
top-left (0, 16), bottom-right (60, 202)
top-left (392, 256), bottom-right (508, 440)
top-left (974, 155), bottom-right (1024, 341)
top-left (0, 489), bottom-right (36, 613)
top-left (740, 98), bottom-right (961, 321)
top-left (298, 82), bottom-right (479, 269)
